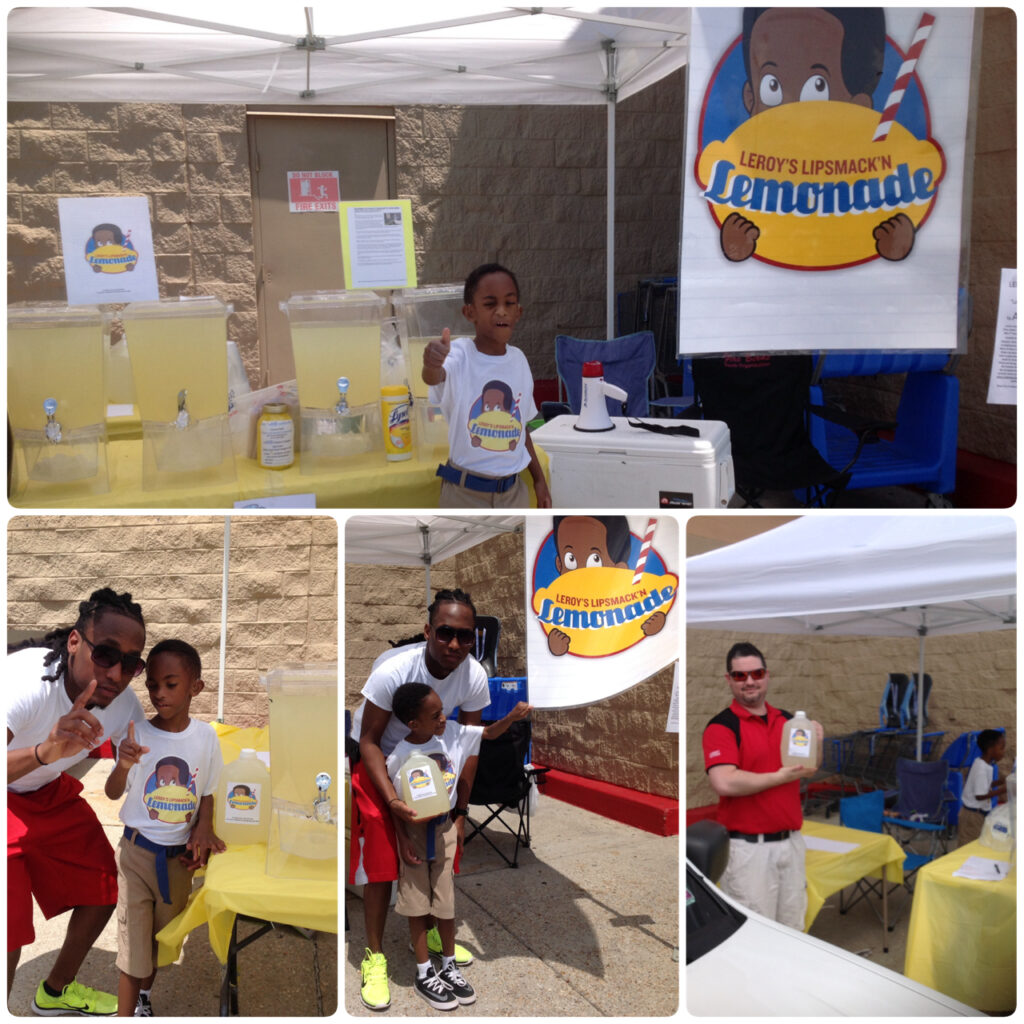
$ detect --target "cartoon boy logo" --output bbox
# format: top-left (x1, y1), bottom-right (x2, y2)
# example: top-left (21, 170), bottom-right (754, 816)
top-left (697, 8), bottom-right (944, 270)
top-left (84, 222), bottom-right (139, 274)
top-left (467, 379), bottom-right (523, 452)
top-left (543, 516), bottom-right (668, 657)
top-left (143, 755), bottom-right (198, 823)
top-left (226, 784), bottom-right (258, 812)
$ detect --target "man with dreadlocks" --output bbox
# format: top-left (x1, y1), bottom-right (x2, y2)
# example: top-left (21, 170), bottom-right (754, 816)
top-left (8, 588), bottom-right (148, 1017)
top-left (348, 588), bottom-right (492, 1012)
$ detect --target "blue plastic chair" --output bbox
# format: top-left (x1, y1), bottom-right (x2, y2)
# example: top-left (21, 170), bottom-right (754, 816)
top-left (884, 758), bottom-right (953, 892)
top-left (808, 350), bottom-right (959, 501)
top-left (550, 332), bottom-right (657, 417)
top-left (838, 791), bottom-right (892, 935)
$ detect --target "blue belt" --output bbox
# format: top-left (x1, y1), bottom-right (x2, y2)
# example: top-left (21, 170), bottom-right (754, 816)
top-left (436, 463), bottom-right (519, 494)
top-left (123, 826), bottom-right (188, 904)
top-left (425, 814), bottom-right (450, 861)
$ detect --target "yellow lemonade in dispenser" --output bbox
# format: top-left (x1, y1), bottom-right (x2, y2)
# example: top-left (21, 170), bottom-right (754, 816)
top-left (290, 322), bottom-right (381, 409)
top-left (122, 301), bottom-right (229, 422)
top-left (8, 319), bottom-right (107, 432)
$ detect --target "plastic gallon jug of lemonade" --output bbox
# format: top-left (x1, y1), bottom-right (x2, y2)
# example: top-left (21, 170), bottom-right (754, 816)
top-left (398, 752), bottom-right (451, 820)
top-left (780, 710), bottom-right (817, 768)
top-left (215, 748), bottom-right (271, 845)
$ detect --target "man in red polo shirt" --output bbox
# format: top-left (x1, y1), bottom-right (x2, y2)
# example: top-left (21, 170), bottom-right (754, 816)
top-left (702, 642), bottom-right (823, 930)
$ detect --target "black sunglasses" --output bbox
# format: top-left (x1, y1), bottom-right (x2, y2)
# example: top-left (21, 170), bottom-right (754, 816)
top-left (80, 634), bottom-right (147, 678)
top-left (433, 625), bottom-right (476, 646)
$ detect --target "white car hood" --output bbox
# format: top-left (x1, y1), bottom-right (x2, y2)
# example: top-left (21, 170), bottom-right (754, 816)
top-left (687, 865), bottom-right (980, 1016)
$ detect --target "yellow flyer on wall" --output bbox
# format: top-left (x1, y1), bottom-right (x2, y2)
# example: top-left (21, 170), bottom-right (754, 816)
top-left (338, 199), bottom-right (417, 290)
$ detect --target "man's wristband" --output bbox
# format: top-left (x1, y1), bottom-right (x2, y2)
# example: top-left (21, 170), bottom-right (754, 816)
top-left (451, 807), bottom-right (469, 818)
top-left (34, 743), bottom-right (49, 766)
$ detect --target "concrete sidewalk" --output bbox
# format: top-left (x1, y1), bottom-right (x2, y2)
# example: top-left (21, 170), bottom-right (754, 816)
top-left (345, 798), bottom-right (679, 1017)
top-left (7, 763), bottom-right (337, 1018)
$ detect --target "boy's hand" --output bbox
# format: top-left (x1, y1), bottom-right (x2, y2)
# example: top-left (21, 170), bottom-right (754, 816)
top-left (424, 328), bottom-right (451, 369)
top-left (533, 476), bottom-right (552, 508)
top-left (397, 832), bottom-right (422, 867)
top-left (183, 822), bottom-right (226, 869)
top-left (116, 721), bottom-right (150, 770)
top-left (506, 702), bottom-right (532, 724)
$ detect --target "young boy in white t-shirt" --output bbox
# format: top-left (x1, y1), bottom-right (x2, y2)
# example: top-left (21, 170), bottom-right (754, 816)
top-left (385, 682), bottom-right (484, 1011)
top-left (423, 263), bottom-right (551, 509)
top-left (104, 639), bottom-right (224, 1017)
top-left (957, 728), bottom-right (1007, 847)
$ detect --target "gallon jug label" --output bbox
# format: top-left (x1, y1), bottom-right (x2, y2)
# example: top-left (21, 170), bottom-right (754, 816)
top-left (260, 419), bottom-right (293, 467)
top-left (405, 766), bottom-right (441, 801)
top-left (224, 780), bottom-right (263, 825)
top-left (787, 728), bottom-right (812, 758)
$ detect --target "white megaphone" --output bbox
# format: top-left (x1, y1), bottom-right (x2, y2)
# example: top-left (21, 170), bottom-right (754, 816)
top-left (574, 360), bottom-right (628, 432)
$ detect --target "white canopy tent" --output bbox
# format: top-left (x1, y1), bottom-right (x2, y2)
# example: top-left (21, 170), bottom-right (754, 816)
top-left (687, 516), bottom-right (1017, 759)
top-left (345, 514), bottom-right (522, 604)
top-left (7, 5), bottom-right (691, 335)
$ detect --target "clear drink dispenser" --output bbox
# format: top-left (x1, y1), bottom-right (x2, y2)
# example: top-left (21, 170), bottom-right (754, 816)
top-left (121, 297), bottom-right (236, 487)
top-left (7, 303), bottom-right (111, 498)
top-left (263, 662), bottom-right (338, 879)
top-left (392, 284), bottom-right (463, 456)
top-left (280, 292), bottom-right (389, 468)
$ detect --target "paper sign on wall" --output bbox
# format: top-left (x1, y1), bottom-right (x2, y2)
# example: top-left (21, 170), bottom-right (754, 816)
top-left (338, 199), bottom-right (417, 290)
top-left (525, 515), bottom-right (679, 709)
top-left (678, 7), bottom-right (975, 354)
top-left (287, 171), bottom-right (341, 213)
top-left (987, 269), bottom-right (1017, 405)
top-left (58, 196), bottom-right (159, 305)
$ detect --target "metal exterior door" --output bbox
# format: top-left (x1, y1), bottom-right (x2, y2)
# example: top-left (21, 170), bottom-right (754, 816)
top-left (248, 110), bottom-right (395, 386)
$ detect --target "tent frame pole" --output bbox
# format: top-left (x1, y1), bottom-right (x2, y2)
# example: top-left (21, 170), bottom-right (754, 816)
top-left (604, 40), bottom-right (617, 339)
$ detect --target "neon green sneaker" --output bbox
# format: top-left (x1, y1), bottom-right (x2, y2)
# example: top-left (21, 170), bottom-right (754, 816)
top-left (360, 948), bottom-right (391, 1011)
top-left (32, 979), bottom-right (117, 1016)
top-left (426, 926), bottom-right (473, 966)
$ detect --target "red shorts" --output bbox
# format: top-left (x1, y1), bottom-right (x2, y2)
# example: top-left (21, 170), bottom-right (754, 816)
top-left (8, 773), bottom-right (118, 951)
top-left (347, 761), bottom-right (461, 886)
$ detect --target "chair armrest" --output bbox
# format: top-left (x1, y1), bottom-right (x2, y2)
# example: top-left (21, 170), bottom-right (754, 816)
top-left (884, 816), bottom-right (946, 831)
top-left (808, 403), bottom-right (898, 441)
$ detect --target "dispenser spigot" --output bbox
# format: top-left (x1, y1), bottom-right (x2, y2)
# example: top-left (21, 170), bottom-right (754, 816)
top-left (175, 388), bottom-right (191, 429)
top-left (313, 771), bottom-right (332, 822)
top-left (43, 398), bottom-right (62, 444)
top-left (334, 377), bottom-right (350, 415)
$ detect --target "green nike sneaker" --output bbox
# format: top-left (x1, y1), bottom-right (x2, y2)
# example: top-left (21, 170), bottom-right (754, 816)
top-left (32, 979), bottom-right (117, 1016)
top-left (360, 948), bottom-right (391, 1011)
top-left (426, 925), bottom-right (474, 966)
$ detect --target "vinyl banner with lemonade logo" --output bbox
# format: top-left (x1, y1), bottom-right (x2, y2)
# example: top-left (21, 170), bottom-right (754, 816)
top-left (678, 7), bottom-right (974, 353)
top-left (526, 516), bottom-right (679, 709)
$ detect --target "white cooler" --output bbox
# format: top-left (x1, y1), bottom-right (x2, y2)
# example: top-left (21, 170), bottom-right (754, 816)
top-left (532, 415), bottom-right (734, 508)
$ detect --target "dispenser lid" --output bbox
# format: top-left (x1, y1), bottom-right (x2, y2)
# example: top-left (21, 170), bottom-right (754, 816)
top-left (261, 662), bottom-right (338, 693)
top-left (279, 291), bottom-right (388, 323)
top-left (582, 361), bottom-right (604, 378)
top-left (8, 303), bottom-right (105, 327)
top-left (393, 283), bottom-right (463, 306)
top-left (122, 296), bottom-right (228, 320)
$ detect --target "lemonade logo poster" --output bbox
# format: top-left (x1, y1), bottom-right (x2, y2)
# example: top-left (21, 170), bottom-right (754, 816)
top-left (697, 8), bottom-right (943, 270)
top-left (526, 516), bottom-right (679, 709)
top-left (58, 195), bottom-right (159, 305)
top-left (143, 756), bottom-right (199, 824)
top-left (466, 379), bottom-right (524, 453)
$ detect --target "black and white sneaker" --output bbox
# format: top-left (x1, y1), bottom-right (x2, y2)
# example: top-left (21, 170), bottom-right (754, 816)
top-left (414, 965), bottom-right (458, 1011)
top-left (134, 993), bottom-right (153, 1017)
top-left (437, 961), bottom-right (476, 1006)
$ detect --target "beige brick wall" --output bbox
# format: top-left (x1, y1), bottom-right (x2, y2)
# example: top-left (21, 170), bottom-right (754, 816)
top-left (686, 629), bottom-right (1016, 811)
top-left (7, 515), bottom-right (338, 727)
top-left (345, 528), bottom-right (678, 799)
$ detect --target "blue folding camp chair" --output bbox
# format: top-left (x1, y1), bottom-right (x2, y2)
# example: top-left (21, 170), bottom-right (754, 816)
top-left (542, 332), bottom-right (656, 420)
top-left (838, 790), bottom-right (894, 944)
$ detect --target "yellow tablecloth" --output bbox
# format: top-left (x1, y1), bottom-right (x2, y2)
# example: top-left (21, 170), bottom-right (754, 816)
top-left (802, 819), bottom-right (905, 931)
top-left (10, 430), bottom-right (548, 508)
top-left (904, 840), bottom-right (1015, 1013)
top-left (154, 723), bottom-right (337, 966)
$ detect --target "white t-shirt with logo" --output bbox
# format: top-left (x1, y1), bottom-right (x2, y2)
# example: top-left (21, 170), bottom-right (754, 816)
top-left (429, 335), bottom-right (538, 476)
top-left (119, 717), bottom-right (223, 845)
top-left (351, 642), bottom-right (491, 757)
top-left (386, 720), bottom-right (484, 812)
top-left (962, 756), bottom-right (996, 812)
top-left (7, 646), bottom-right (145, 795)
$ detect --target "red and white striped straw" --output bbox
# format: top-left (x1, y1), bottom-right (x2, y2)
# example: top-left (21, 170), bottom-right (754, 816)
top-left (632, 518), bottom-right (658, 584)
top-left (873, 12), bottom-right (935, 142)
